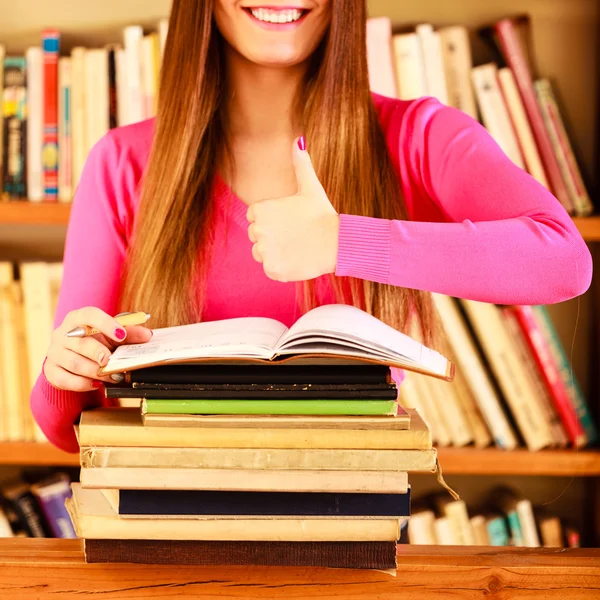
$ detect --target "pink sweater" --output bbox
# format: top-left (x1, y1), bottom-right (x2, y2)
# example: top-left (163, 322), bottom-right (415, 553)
top-left (31, 95), bottom-right (593, 452)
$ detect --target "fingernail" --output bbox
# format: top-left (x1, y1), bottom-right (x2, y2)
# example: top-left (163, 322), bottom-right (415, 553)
top-left (111, 373), bottom-right (125, 383)
top-left (115, 328), bottom-right (126, 340)
top-left (298, 135), bottom-right (306, 151)
top-left (92, 380), bottom-right (103, 389)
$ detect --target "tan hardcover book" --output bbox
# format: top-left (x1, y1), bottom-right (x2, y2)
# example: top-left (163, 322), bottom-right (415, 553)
top-left (451, 366), bottom-right (492, 448)
top-left (0, 264), bottom-right (24, 441)
top-left (534, 78), bottom-right (594, 217)
top-left (472, 63), bottom-right (525, 169)
top-left (15, 281), bottom-right (34, 441)
top-left (500, 307), bottom-right (568, 447)
top-left (539, 516), bottom-right (563, 547)
top-left (460, 300), bottom-right (554, 451)
top-left (79, 408), bottom-right (432, 450)
top-left (436, 498), bottom-right (475, 545)
top-left (433, 517), bottom-right (458, 545)
top-left (416, 24), bottom-right (448, 104)
top-left (429, 376), bottom-right (474, 448)
top-left (470, 515), bottom-right (491, 545)
top-left (392, 33), bottom-right (427, 101)
top-left (498, 68), bottom-right (549, 187)
top-left (68, 485), bottom-right (404, 542)
top-left (432, 293), bottom-right (517, 450)
top-left (80, 445), bottom-right (436, 472)
top-left (418, 375), bottom-right (452, 446)
top-left (141, 33), bottom-right (159, 119)
top-left (70, 47), bottom-right (87, 190)
top-left (408, 510), bottom-right (437, 544)
top-left (80, 467), bottom-right (411, 494)
top-left (438, 26), bottom-right (477, 118)
top-left (84, 49), bottom-right (110, 153)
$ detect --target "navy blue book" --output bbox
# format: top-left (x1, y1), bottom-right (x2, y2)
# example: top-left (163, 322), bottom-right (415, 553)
top-left (116, 489), bottom-right (411, 517)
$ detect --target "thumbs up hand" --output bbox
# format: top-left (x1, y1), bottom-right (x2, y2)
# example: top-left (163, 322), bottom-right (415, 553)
top-left (246, 137), bottom-right (340, 283)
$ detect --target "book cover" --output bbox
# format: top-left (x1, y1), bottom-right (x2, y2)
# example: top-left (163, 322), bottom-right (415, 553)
top-left (42, 29), bottom-right (60, 200)
top-left (2, 57), bottom-right (27, 198)
top-left (84, 539), bottom-right (398, 569)
top-left (31, 474), bottom-right (76, 538)
top-left (26, 47), bottom-right (44, 202)
top-left (141, 398), bottom-right (398, 416)
top-left (111, 488), bottom-right (411, 518)
top-left (58, 57), bottom-right (72, 203)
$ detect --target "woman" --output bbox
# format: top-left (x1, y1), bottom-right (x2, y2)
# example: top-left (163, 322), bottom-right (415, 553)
top-left (33, 0), bottom-right (592, 452)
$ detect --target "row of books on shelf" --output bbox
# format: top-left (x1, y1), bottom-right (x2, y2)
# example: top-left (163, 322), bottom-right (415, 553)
top-left (406, 489), bottom-right (580, 548)
top-left (2, 14), bottom-right (595, 218)
top-left (0, 471), bottom-right (75, 539)
top-left (1, 19), bottom-right (168, 202)
top-left (0, 260), bottom-right (596, 450)
top-left (367, 16), bottom-right (594, 217)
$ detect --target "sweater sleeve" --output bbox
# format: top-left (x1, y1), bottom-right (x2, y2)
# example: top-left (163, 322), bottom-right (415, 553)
top-left (336, 98), bottom-right (593, 305)
top-left (30, 132), bottom-right (130, 453)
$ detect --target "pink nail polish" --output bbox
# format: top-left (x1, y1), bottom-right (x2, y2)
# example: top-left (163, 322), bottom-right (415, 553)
top-left (298, 136), bottom-right (306, 151)
top-left (115, 328), bottom-right (126, 340)
top-left (92, 380), bottom-right (103, 389)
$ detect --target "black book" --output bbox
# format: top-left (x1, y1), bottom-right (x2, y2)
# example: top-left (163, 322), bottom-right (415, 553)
top-left (128, 364), bottom-right (392, 385)
top-left (2, 482), bottom-right (51, 538)
top-left (107, 382), bottom-right (398, 400)
top-left (115, 489), bottom-right (411, 518)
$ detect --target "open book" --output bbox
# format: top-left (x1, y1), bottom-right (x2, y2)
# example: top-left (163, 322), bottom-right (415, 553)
top-left (101, 304), bottom-right (453, 380)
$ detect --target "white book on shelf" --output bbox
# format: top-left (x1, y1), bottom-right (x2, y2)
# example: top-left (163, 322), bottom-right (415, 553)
top-left (430, 376), bottom-right (474, 447)
top-left (516, 499), bottom-right (541, 547)
top-left (438, 26), bottom-right (478, 119)
top-left (70, 47), bottom-right (87, 192)
top-left (84, 49), bottom-right (110, 153)
top-left (366, 17), bottom-right (397, 98)
top-left (498, 68), bottom-right (549, 188)
top-left (471, 63), bottom-right (525, 170)
top-left (470, 515), bottom-right (491, 545)
top-left (434, 516), bottom-right (459, 545)
top-left (460, 299), bottom-right (555, 452)
top-left (408, 510), bottom-right (437, 544)
top-left (115, 48), bottom-right (129, 127)
top-left (418, 374), bottom-right (452, 447)
top-left (392, 33), bottom-right (427, 101)
top-left (58, 57), bottom-right (73, 203)
top-left (124, 25), bottom-right (145, 125)
top-left (432, 293), bottom-right (518, 450)
top-left (26, 47), bottom-right (44, 202)
top-left (438, 498), bottom-right (476, 545)
top-left (415, 24), bottom-right (449, 104)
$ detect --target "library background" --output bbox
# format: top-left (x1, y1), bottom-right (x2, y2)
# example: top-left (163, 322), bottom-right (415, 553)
top-left (0, 0), bottom-right (599, 579)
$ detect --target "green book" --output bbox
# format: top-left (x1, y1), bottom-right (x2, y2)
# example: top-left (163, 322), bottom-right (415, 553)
top-left (141, 399), bottom-right (397, 416)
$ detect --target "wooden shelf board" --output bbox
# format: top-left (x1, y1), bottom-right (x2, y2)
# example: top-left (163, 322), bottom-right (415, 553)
top-left (573, 217), bottom-right (600, 242)
top-left (0, 202), bottom-right (71, 226)
top-left (0, 442), bottom-right (78, 467)
top-left (438, 447), bottom-right (600, 477)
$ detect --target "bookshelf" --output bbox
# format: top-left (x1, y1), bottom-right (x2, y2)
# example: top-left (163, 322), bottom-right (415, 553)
top-left (0, 0), bottom-right (599, 556)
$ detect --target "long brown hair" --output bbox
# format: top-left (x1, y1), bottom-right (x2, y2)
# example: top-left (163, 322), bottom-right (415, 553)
top-left (122, 0), bottom-right (439, 347)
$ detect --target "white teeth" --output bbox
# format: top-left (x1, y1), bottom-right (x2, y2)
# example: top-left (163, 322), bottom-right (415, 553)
top-left (250, 8), bottom-right (303, 24)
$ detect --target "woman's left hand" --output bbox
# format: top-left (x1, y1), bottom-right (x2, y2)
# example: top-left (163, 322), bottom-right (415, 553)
top-left (246, 138), bottom-right (340, 283)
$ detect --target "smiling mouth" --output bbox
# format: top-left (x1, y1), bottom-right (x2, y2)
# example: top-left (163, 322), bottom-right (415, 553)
top-left (243, 7), bottom-right (309, 25)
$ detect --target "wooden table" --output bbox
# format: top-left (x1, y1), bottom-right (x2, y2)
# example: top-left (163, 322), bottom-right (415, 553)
top-left (1, 540), bottom-right (599, 599)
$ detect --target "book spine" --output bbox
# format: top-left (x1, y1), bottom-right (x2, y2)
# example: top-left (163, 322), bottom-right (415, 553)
top-left (26, 47), bottom-right (44, 202)
top-left (124, 25), bottom-right (144, 125)
top-left (534, 78), bottom-right (594, 217)
top-left (58, 57), bottom-right (72, 203)
top-left (430, 376), bottom-right (474, 447)
top-left (4, 488), bottom-right (49, 537)
top-left (42, 30), bottom-right (60, 201)
top-left (392, 34), bottom-right (428, 101)
top-left (0, 45), bottom-right (4, 177)
top-left (407, 510), bottom-right (437, 544)
top-left (486, 516), bottom-right (510, 546)
top-left (510, 305), bottom-right (586, 447)
top-left (115, 48), bottom-right (128, 127)
top-left (107, 47), bottom-right (118, 130)
top-left (70, 47), bottom-right (86, 190)
top-left (85, 539), bottom-right (398, 569)
top-left (0, 506), bottom-right (14, 537)
top-left (366, 17), bottom-right (397, 98)
top-left (142, 399), bottom-right (398, 416)
top-left (516, 499), bottom-right (540, 547)
top-left (494, 19), bottom-right (572, 211)
top-left (32, 479), bottom-right (76, 538)
top-left (158, 18), bottom-right (169, 63)
top-left (2, 58), bottom-right (28, 199)
top-left (416, 24), bottom-right (449, 104)
top-left (505, 509), bottom-right (524, 546)
top-left (531, 306), bottom-right (598, 444)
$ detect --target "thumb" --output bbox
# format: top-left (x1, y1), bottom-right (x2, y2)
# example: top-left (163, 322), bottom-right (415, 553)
top-left (292, 136), bottom-right (322, 195)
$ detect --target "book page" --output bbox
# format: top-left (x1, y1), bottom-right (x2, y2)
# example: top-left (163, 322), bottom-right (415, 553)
top-left (279, 304), bottom-right (448, 376)
top-left (103, 317), bottom-right (288, 373)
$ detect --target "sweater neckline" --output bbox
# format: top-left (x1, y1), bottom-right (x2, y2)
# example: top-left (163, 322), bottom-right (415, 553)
top-left (214, 173), bottom-right (251, 229)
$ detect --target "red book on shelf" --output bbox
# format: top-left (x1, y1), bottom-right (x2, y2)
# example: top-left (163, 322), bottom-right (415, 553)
top-left (42, 29), bottom-right (61, 201)
top-left (493, 19), bottom-right (573, 213)
top-left (510, 305), bottom-right (586, 448)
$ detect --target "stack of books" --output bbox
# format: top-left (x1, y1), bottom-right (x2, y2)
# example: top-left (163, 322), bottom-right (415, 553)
top-left (66, 304), bottom-right (452, 569)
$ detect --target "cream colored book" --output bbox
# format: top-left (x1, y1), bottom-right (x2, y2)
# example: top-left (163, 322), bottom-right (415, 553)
top-left (432, 293), bottom-right (518, 450)
top-left (123, 25), bottom-right (144, 125)
top-left (79, 408), bottom-right (432, 450)
top-left (68, 485), bottom-right (403, 542)
top-left (498, 68), bottom-right (549, 187)
top-left (470, 515), bottom-right (491, 545)
top-left (158, 18), bottom-right (169, 63)
top-left (0, 264), bottom-right (24, 441)
top-left (429, 376), bottom-right (473, 448)
top-left (516, 499), bottom-right (541, 547)
top-left (102, 304), bottom-right (453, 380)
top-left (58, 58), bottom-right (72, 203)
top-left (115, 48), bottom-right (128, 127)
top-left (460, 300), bottom-right (554, 451)
top-left (418, 375), bottom-right (452, 447)
top-left (141, 33), bottom-right (159, 119)
top-left (408, 510), bottom-right (437, 544)
top-left (80, 445), bottom-right (436, 472)
top-left (539, 516), bottom-right (563, 547)
top-left (84, 49), bottom-right (109, 152)
top-left (471, 63), bottom-right (525, 169)
top-left (437, 498), bottom-right (475, 545)
top-left (438, 26), bottom-right (477, 118)
top-left (392, 33), bottom-right (427, 100)
top-left (80, 467), bottom-right (411, 493)
top-left (434, 517), bottom-right (458, 545)
top-left (26, 47), bottom-right (44, 202)
top-left (70, 47), bottom-right (87, 190)
top-left (366, 17), bottom-right (397, 98)
top-left (416, 24), bottom-right (448, 104)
